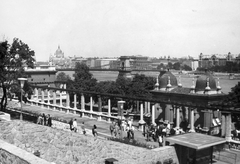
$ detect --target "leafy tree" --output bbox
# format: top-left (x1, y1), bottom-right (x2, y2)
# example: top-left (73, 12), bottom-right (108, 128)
top-left (182, 64), bottom-right (192, 71)
top-left (56, 72), bottom-right (72, 88)
top-left (73, 62), bottom-right (97, 91)
top-left (157, 63), bottom-right (166, 70)
top-left (56, 72), bottom-right (71, 81)
top-left (173, 62), bottom-right (181, 70)
top-left (168, 62), bottom-right (173, 69)
top-left (225, 82), bottom-right (240, 107)
top-left (0, 38), bottom-right (35, 111)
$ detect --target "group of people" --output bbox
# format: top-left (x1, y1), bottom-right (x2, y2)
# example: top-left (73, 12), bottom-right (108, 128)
top-left (144, 122), bottom-right (185, 146)
top-left (109, 118), bottom-right (135, 140)
top-left (68, 118), bottom-right (98, 137)
top-left (37, 113), bottom-right (52, 127)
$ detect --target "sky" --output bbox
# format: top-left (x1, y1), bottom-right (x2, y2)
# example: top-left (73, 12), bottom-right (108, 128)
top-left (1, 0), bottom-right (240, 61)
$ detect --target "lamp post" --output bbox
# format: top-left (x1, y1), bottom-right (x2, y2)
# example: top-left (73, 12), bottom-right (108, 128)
top-left (118, 100), bottom-right (125, 139)
top-left (18, 78), bottom-right (27, 120)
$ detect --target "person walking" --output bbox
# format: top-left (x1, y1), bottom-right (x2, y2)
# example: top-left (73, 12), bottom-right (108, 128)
top-left (73, 119), bottom-right (78, 132)
top-left (92, 125), bottom-right (98, 137)
top-left (69, 118), bottom-right (73, 131)
top-left (81, 122), bottom-right (86, 135)
top-left (36, 115), bottom-right (43, 125)
top-left (109, 121), bottom-right (115, 136)
top-left (42, 113), bottom-right (47, 126)
top-left (47, 114), bottom-right (52, 127)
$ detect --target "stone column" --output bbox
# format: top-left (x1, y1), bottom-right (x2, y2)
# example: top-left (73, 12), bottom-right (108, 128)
top-left (203, 109), bottom-right (213, 129)
top-left (34, 88), bottom-right (38, 99)
top-left (41, 89), bottom-right (44, 108)
top-left (81, 93), bottom-right (85, 117)
top-left (225, 112), bottom-right (232, 142)
top-left (73, 94), bottom-right (77, 114)
top-left (46, 89), bottom-right (50, 109)
top-left (189, 108), bottom-right (195, 132)
top-left (138, 103), bottom-right (145, 131)
top-left (136, 101), bottom-right (139, 112)
top-left (221, 114), bottom-right (226, 137)
top-left (148, 102), bottom-right (150, 113)
top-left (98, 95), bottom-right (102, 113)
top-left (144, 102), bottom-right (148, 113)
top-left (53, 91), bottom-right (56, 111)
top-left (59, 91), bottom-right (62, 107)
top-left (47, 89), bottom-right (50, 104)
top-left (169, 106), bottom-right (174, 123)
top-left (108, 99), bottom-right (111, 123)
top-left (90, 96), bottom-right (93, 118)
top-left (176, 106), bottom-right (180, 128)
top-left (152, 105), bottom-right (155, 125)
top-left (165, 104), bottom-right (171, 122)
top-left (66, 92), bottom-right (70, 113)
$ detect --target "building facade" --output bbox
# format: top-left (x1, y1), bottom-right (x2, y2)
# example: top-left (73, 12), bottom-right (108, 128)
top-left (198, 52), bottom-right (239, 68)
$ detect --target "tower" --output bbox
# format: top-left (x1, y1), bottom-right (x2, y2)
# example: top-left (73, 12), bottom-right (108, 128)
top-left (118, 56), bottom-right (132, 79)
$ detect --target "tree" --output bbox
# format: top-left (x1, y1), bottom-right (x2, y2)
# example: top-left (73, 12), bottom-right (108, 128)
top-left (157, 63), bottom-right (166, 70)
top-left (182, 64), bottom-right (192, 71)
top-left (56, 72), bottom-right (71, 81)
top-left (0, 38), bottom-right (35, 111)
top-left (73, 62), bottom-right (97, 92)
top-left (173, 62), bottom-right (181, 70)
top-left (56, 72), bottom-right (72, 88)
top-left (225, 82), bottom-right (240, 107)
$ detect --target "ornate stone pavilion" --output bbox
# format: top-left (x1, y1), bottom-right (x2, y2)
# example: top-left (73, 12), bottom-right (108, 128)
top-left (151, 70), bottom-right (227, 135)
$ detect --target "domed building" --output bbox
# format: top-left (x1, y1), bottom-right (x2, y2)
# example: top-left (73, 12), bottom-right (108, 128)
top-left (49, 46), bottom-right (71, 68)
top-left (151, 69), bottom-right (226, 135)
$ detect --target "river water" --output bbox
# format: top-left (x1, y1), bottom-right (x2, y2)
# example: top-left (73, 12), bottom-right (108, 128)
top-left (91, 71), bottom-right (239, 94)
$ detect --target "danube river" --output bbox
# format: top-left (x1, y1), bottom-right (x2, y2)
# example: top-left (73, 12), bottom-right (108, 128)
top-left (91, 71), bottom-right (239, 94)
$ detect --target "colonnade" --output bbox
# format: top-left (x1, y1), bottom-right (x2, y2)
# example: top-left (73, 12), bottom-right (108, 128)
top-left (30, 86), bottom-right (232, 141)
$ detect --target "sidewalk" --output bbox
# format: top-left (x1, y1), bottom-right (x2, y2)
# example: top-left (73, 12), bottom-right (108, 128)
top-left (6, 100), bottom-right (159, 148)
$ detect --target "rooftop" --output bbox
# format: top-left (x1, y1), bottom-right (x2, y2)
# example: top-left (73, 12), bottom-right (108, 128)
top-left (166, 133), bottom-right (226, 150)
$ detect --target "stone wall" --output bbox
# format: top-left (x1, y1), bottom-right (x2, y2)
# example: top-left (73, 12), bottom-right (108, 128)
top-left (0, 120), bottom-right (179, 164)
top-left (0, 139), bottom-right (50, 164)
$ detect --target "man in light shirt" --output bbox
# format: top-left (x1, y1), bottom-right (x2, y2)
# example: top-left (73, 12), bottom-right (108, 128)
top-left (73, 119), bottom-right (77, 132)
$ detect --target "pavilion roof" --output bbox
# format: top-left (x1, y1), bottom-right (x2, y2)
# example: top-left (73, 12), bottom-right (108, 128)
top-left (166, 133), bottom-right (226, 150)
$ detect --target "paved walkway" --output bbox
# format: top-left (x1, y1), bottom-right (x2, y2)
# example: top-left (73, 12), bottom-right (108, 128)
top-left (6, 100), bottom-right (159, 148)
top-left (5, 100), bottom-right (234, 164)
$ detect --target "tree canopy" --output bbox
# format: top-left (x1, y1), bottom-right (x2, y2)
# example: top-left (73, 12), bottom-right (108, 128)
top-left (72, 62), bottom-right (97, 92)
top-left (225, 82), bottom-right (240, 108)
top-left (0, 38), bottom-right (35, 111)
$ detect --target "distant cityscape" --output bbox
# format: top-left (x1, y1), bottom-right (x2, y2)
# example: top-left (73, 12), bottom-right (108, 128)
top-left (35, 46), bottom-right (240, 71)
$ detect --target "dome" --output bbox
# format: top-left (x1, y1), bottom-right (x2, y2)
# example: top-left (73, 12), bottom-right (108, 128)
top-left (158, 70), bottom-right (178, 89)
top-left (195, 72), bottom-right (216, 92)
top-left (54, 46), bottom-right (64, 58)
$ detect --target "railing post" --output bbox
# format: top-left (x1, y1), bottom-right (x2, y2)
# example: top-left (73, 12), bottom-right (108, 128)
top-left (47, 89), bottom-right (50, 109)
top-left (97, 95), bottom-right (102, 121)
top-left (34, 88), bottom-right (38, 100)
top-left (66, 92), bottom-right (70, 114)
top-left (90, 96), bottom-right (93, 118)
top-left (41, 89), bottom-right (44, 108)
top-left (81, 93), bottom-right (85, 117)
top-left (59, 91), bottom-right (62, 112)
top-left (108, 98), bottom-right (111, 123)
top-left (53, 90), bottom-right (56, 111)
top-left (73, 94), bottom-right (77, 114)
